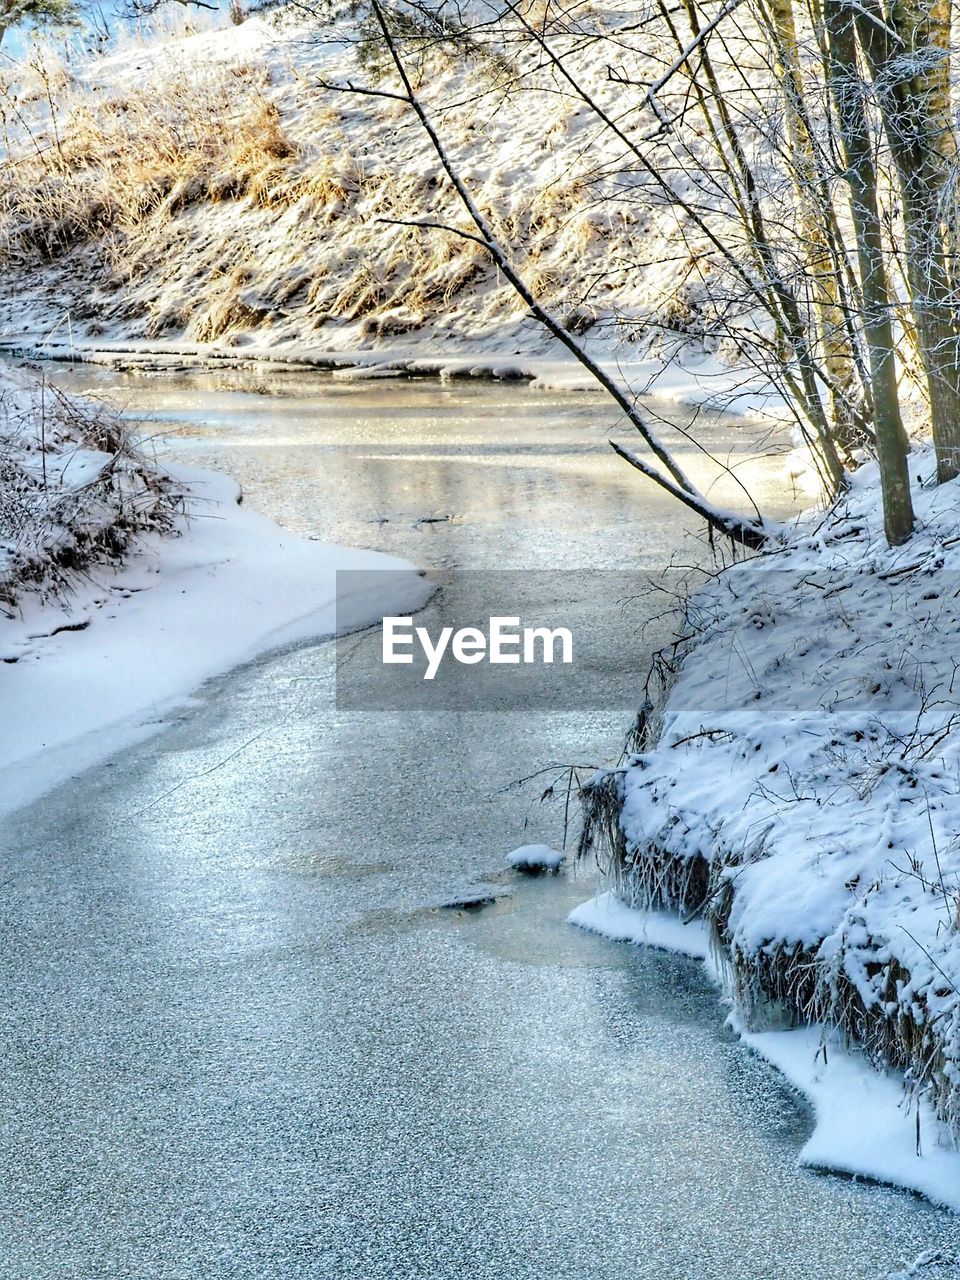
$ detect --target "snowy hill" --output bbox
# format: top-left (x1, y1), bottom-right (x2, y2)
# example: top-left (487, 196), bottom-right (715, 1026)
top-left (0, 5), bottom-right (712, 366)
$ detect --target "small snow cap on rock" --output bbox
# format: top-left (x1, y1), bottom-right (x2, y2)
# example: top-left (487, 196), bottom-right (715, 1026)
top-left (505, 844), bottom-right (565, 873)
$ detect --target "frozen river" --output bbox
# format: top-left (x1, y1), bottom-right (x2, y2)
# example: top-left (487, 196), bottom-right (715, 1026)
top-left (2, 365), bottom-right (958, 1279)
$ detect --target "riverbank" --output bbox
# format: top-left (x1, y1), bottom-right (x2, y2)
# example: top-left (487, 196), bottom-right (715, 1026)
top-left (0, 10), bottom-right (676, 356)
top-left (0, 366), bottom-right (427, 818)
top-left (0, 335), bottom-right (789, 424)
top-left (574, 443), bottom-right (960, 1210)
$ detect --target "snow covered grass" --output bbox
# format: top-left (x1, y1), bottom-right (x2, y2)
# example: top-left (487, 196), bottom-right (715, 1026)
top-left (0, 50), bottom-right (299, 307)
top-left (0, 364), bottom-right (177, 605)
top-left (577, 445), bottom-right (960, 1192)
top-left (0, 13), bottom-right (556, 347)
top-left (0, 3), bottom-right (769, 398)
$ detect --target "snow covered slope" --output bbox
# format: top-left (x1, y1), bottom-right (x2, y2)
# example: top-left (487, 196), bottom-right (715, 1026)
top-left (0, 4), bottom-right (736, 376)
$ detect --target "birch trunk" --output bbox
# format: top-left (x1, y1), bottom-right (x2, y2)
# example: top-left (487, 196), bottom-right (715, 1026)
top-left (855, 0), bottom-right (960, 481)
top-left (766, 0), bottom-right (858, 450)
top-left (825, 0), bottom-right (914, 543)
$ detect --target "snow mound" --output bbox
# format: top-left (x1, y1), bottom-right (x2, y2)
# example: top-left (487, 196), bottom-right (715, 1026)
top-left (505, 843), bottom-right (565, 872)
top-left (584, 443), bottom-right (960, 1202)
top-left (740, 1021), bottom-right (960, 1213)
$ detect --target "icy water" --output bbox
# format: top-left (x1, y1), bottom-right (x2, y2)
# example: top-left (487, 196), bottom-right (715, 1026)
top-left (3, 364), bottom-right (960, 1280)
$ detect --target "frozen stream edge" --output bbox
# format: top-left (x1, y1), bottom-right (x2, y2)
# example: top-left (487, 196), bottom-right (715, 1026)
top-left (0, 460), bottom-right (429, 820)
top-left (571, 891), bottom-right (960, 1212)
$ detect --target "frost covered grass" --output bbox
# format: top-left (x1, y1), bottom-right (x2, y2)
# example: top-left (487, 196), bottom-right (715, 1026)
top-left (0, 365), bottom-right (176, 607)
top-left (0, 45), bottom-right (301, 332)
top-left (580, 447), bottom-right (960, 1156)
top-left (0, 6), bottom-right (733, 365)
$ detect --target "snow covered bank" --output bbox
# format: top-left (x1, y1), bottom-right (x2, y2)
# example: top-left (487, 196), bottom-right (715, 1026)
top-left (0, 10), bottom-right (650, 357)
top-left (0, 371), bottom-right (428, 817)
top-left (576, 445), bottom-right (960, 1206)
top-left (0, 363), bottom-right (176, 605)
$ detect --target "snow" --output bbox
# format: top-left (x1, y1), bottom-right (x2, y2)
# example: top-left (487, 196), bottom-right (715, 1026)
top-left (737, 1020), bottom-right (960, 1212)
top-left (570, 890), bottom-right (960, 1210)
top-left (505, 843), bottom-right (566, 871)
top-left (0, 458), bottom-right (429, 818)
top-left (569, 889), bottom-right (709, 959)
top-left (0, 3), bottom-right (804, 447)
top-left (526, 349), bottom-right (787, 422)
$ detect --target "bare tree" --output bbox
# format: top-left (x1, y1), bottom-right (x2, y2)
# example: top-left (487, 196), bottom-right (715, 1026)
top-left (0, 0), bottom-right (79, 46)
top-left (849, 0), bottom-right (960, 482)
top-left (117, 0), bottom-right (219, 17)
top-left (317, 0), bottom-right (772, 548)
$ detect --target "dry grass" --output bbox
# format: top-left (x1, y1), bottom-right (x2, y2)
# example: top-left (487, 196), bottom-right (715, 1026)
top-left (0, 377), bottom-right (179, 607)
top-left (0, 58), bottom-right (298, 265)
top-left (0, 38), bottom-right (613, 345)
top-left (0, 20), bottom-right (657, 351)
top-left (189, 264), bottom-right (271, 341)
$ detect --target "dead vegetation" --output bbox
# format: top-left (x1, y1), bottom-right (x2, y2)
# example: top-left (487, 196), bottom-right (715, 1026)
top-left (0, 29), bottom-right (636, 348)
top-left (0, 58), bottom-right (299, 265)
top-left (0, 374), bottom-right (179, 608)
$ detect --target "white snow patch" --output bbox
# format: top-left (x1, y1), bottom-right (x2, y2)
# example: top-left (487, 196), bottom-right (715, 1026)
top-left (737, 1020), bottom-right (960, 1213)
top-left (505, 843), bottom-right (566, 871)
top-left (568, 889), bottom-right (709, 960)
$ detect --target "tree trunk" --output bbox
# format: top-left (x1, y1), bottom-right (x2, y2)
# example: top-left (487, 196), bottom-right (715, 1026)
top-left (854, 0), bottom-right (960, 482)
top-left (766, 0), bottom-right (859, 450)
top-left (825, 0), bottom-right (914, 543)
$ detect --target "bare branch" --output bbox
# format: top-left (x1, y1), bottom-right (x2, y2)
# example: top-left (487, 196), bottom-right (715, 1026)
top-left (351, 0), bottom-right (772, 548)
top-left (374, 215), bottom-right (489, 248)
